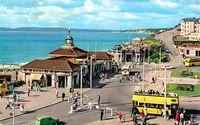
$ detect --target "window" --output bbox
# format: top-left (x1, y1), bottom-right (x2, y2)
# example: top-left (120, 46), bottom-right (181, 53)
top-left (171, 99), bottom-right (177, 102)
top-left (132, 100), bottom-right (138, 106)
top-left (186, 50), bottom-right (189, 55)
top-left (139, 103), bottom-right (145, 107)
top-left (196, 51), bottom-right (200, 56)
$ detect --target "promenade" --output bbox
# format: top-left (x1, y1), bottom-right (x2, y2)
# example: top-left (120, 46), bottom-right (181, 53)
top-left (0, 85), bottom-right (89, 121)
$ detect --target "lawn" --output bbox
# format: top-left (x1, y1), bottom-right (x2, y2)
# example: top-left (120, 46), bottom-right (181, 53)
top-left (142, 36), bottom-right (169, 63)
top-left (167, 84), bottom-right (200, 97)
top-left (171, 69), bottom-right (200, 78)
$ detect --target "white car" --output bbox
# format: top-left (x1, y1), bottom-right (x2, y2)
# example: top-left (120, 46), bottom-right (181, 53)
top-left (161, 65), bottom-right (176, 69)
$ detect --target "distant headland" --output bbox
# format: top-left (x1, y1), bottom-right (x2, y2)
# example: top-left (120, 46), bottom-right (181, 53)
top-left (0, 27), bottom-right (170, 34)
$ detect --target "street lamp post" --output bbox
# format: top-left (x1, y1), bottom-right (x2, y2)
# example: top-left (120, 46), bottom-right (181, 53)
top-left (148, 46), bottom-right (150, 64)
top-left (142, 49), bottom-right (145, 92)
top-left (90, 56), bottom-right (93, 89)
top-left (159, 47), bottom-right (162, 70)
top-left (179, 54), bottom-right (181, 66)
top-left (80, 65), bottom-right (83, 106)
top-left (12, 90), bottom-right (15, 125)
top-left (164, 66), bottom-right (167, 119)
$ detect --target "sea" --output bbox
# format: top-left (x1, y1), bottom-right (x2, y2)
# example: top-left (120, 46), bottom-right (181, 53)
top-left (0, 30), bottom-right (149, 64)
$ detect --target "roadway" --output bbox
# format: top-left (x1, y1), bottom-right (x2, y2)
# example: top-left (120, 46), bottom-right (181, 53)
top-left (0, 76), bottom-right (138, 125)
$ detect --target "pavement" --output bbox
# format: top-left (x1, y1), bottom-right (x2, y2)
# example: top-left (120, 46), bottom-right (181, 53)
top-left (0, 85), bottom-right (90, 121)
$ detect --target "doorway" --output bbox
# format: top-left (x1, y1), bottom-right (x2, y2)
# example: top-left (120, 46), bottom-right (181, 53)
top-left (46, 75), bottom-right (52, 86)
top-left (58, 76), bottom-right (65, 88)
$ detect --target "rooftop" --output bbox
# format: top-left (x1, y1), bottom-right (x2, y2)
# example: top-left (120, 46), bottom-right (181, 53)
top-left (88, 52), bottom-right (112, 60)
top-left (21, 59), bottom-right (80, 72)
top-left (181, 17), bottom-right (200, 22)
top-left (49, 46), bottom-right (87, 57)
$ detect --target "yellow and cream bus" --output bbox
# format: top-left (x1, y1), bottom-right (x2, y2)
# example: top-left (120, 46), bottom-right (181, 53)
top-left (184, 58), bottom-right (200, 67)
top-left (132, 93), bottom-right (179, 117)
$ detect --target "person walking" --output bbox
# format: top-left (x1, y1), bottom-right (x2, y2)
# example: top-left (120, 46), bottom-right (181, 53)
top-left (141, 109), bottom-right (145, 118)
top-left (13, 93), bottom-right (17, 102)
top-left (118, 112), bottom-right (123, 122)
top-left (98, 95), bottom-right (101, 106)
top-left (143, 116), bottom-right (147, 125)
top-left (144, 109), bottom-right (148, 118)
top-left (62, 92), bottom-right (65, 101)
top-left (20, 104), bottom-right (24, 113)
top-left (175, 111), bottom-right (180, 125)
top-left (56, 90), bottom-right (59, 98)
top-left (180, 112), bottom-right (184, 125)
top-left (152, 77), bottom-right (155, 83)
top-left (5, 100), bottom-right (11, 109)
top-left (27, 89), bottom-right (30, 96)
top-left (132, 115), bottom-right (138, 125)
top-left (189, 114), bottom-right (194, 125)
top-left (31, 84), bottom-right (34, 91)
top-left (100, 109), bottom-right (104, 120)
top-left (2, 91), bottom-right (6, 98)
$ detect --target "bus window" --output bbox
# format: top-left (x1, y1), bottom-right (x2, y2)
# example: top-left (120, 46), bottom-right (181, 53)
top-left (171, 99), bottom-right (176, 102)
top-left (132, 100), bottom-right (138, 106)
top-left (139, 103), bottom-right (145, 107)
top-left (158, 104), bottom-right (163, 109)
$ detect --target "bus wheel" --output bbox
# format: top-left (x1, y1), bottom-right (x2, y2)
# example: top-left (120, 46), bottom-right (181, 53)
top-left (192, 64), bottom-right (195, 66)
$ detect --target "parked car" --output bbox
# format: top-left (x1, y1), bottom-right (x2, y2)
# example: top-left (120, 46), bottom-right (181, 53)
top-left (35, 116), bottom-right (59, 125)
top-left (161, 65), bottom-right (176, 70)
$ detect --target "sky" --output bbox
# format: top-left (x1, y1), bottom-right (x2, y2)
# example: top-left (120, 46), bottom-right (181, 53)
top-left (0, 0), bottom-right (200, 29)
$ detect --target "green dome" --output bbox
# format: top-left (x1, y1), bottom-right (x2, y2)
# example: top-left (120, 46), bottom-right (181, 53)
top-left (66, 35), bottom-right (73, 40)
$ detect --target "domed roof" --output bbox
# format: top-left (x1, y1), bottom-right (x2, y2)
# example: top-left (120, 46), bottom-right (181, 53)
top-left (66, 35), bottom-right (73, 40)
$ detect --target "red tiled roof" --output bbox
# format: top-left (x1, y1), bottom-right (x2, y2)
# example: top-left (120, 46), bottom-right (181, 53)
top-left (46, 56), bottom-right (86, 65)
top-left (46, 56), bottom-right (71, 60)
top-left (21, 59), bottom-right (80, 72)
top-left (88, 52), bottom-right (112, 60)
top-left (49, 46), bottom-right (87, 57)
top-left (132, 39), bottom-right (141, 45)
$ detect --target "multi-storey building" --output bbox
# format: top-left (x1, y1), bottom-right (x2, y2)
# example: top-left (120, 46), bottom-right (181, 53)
top-left (181, 18), bottom-right (200, 40)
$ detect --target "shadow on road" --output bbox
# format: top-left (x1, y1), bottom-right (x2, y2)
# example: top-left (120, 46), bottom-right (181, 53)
top-left (186, 109), bottom-right (200, 115)
top-left (14, 90), bottom-right (26, 94)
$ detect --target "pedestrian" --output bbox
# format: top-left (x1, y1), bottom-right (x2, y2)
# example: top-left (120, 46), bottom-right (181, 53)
top-left (62, 92), bottom-right (65, 101)
top-left (118, 112), bottom-right (123, 122)
top-left (28, 79), bottom-right (30, 86)
top-left (144, 109), bottom-right (148, 118)
top-left (100, 109), bottom-right (104, 120)
top-left (27, 89), bottom-right (30, 96)
top-left (189, 114), bottom-right (194, 125)
top-left (56, 90), bottom-right (59, 98)
top-left (31, 84), bottom-right (34, 91)
top-left (5, 100), bottom-right (11, 109)
top-left (76, 91), bottom-right (80, 97)
top-left (141, 109), bottom-right (145, 118)
top-left (152, 77), bottom-right (155, 83)
top-left (17, 94), bottom-right (20, 102)
top-left (180, 112), bottom-right (184, 125)
top-left (143, 116), bottom-right (147, 125)
top-left (13, 93), bottom-right (17, 102)
top-left (132, 114), bottom-right (137, 125)
top-left (20, 104), bottom-right (24, 113)
top-left (175, 111), bottom-right (180, 125)
top-left (98, 95), bottom-right (101, 106)
top-left (2, 91), bottom-right (6, 98)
